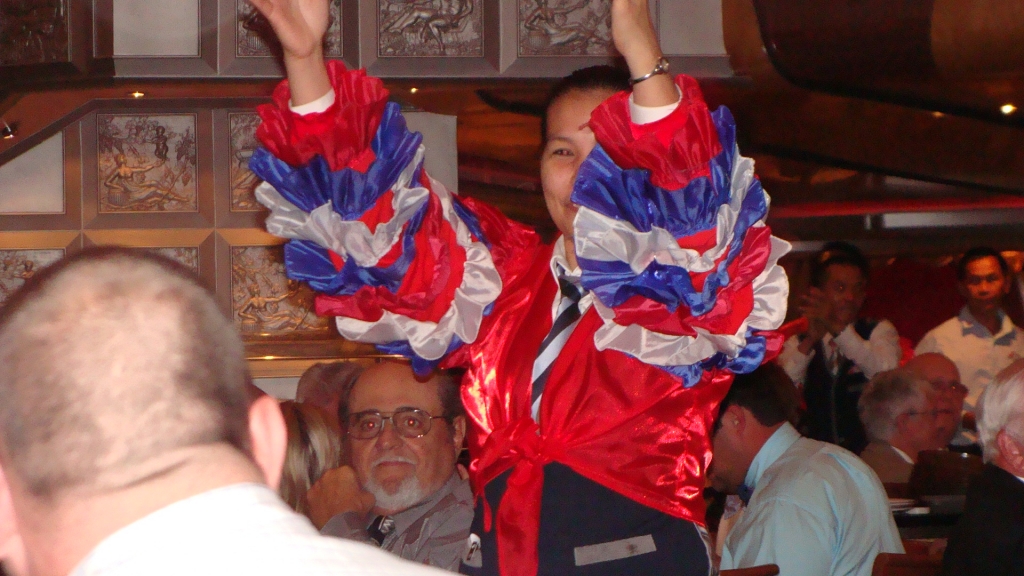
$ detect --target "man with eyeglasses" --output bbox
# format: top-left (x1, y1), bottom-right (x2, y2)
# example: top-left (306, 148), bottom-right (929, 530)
top-left (857, 369), bottom-right (941, 484)
top-left (903, 353), bottom-right (971, 449)
top-left (308, 362), bottom-right (473, 571)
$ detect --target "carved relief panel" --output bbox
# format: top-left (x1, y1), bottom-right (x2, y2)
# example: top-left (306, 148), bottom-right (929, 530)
top-left (96, 114), bottom-right (199, 214)
top-left (0, 0), bottom-right (70, 66)
top-left (229, 246), bottom-right (332, 339)
top-left (378, 0), bottom-right (483, 57)
top-left (518, 0), bottom-right (611, 56)
top-left (0, 248), bottom-right (63, 306)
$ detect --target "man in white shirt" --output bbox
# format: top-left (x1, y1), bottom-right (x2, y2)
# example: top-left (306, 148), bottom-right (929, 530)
top-left (916, 247), bottom-right (1024, 424)
top-left (779, 242), bottom-right (901, 453)
top-left (0, 248), bottom-right (445, 576)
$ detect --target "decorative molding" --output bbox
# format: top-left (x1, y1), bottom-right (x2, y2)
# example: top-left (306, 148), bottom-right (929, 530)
top-left (0, 126), bottom-right (81, 232)
top-left (82, 228), bottom-right (215, 286)
top-left (227, 112), bottom-right (263, 212)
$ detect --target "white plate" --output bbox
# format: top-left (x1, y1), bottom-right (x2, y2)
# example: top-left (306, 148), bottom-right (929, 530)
top-left (888, 498), bottom-right (915, 511)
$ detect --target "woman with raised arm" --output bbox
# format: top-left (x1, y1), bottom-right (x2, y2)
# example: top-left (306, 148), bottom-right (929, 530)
top-left (247, 0), bottom-right (789, 574)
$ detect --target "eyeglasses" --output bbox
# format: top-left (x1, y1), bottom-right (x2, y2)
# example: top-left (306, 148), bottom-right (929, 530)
top-left (345, 409), bottom-right (448, 439)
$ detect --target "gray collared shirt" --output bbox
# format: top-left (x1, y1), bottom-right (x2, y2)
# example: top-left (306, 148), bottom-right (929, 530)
top-left (321, 473), bottom-right (474, 572)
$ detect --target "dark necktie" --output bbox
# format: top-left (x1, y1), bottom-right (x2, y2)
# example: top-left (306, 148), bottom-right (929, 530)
top-left (531, 278), bottom-right (584, 407)
top-left (367, 515), bottom-right (395, 546)
top-left (737, 484), bottom-right (754, 506)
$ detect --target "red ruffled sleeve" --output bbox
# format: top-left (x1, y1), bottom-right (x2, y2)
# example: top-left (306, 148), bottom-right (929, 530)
top-left (589, 75), bottom-right (723, 191)
top-left (255, 61), bottom-right (389, 171)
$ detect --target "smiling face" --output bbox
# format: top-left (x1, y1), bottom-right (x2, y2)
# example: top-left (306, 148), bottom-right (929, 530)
top-left (540, 88), bottom-right (616, 243)
top-left (820, 263), bottom-right (867, 328)
top-left (345, 363), bottom-right (465, 515)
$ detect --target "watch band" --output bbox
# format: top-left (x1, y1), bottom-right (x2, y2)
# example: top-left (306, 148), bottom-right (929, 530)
top-left (629, 57), bottom-right (670, 86)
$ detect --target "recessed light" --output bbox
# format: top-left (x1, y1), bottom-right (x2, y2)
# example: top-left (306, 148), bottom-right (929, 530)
top-left (1001, 103), bottom-right (1017, 115)
top-left (410, 87), bottom-right (418, 94)
top-left (130, 91), bottom-right (145, 98)
top-left (0, 119), bottom-right (15, 139)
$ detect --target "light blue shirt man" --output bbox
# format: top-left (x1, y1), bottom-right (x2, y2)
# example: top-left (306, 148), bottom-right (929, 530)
top-left (721, 423), bottom-right (903, 576)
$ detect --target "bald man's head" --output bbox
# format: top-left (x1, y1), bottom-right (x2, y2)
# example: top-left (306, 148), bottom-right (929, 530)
top-left (903, 354), bottom-right (960, 387)
top-left (0, 248), bottom-right (252, 500)
top-left (902, 353), bottom-right (965, 448)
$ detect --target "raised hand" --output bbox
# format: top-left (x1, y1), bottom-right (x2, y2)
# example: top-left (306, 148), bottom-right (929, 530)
top-left (249, 0), bottom-right (328, 60)
top-left (248, 0), bottom-right (331, 106)
top-left (610, 0), bottom-right (676, 107)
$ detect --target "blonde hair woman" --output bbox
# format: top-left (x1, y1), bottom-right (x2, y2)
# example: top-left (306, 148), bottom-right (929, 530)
top-left (278, 401), bottom-right (342, 518)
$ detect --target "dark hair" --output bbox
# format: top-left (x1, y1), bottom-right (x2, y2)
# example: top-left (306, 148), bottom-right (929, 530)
top-left (956, 247), bottom-right (1009, 281)
top-left (715, 363), bottom-right (800, 430)
top-left (810, 241), bottom-right (870, 288)
top-left (541, 65), bottom-right (631, 145)
top-left (337, 363), bottom-right (465, 425)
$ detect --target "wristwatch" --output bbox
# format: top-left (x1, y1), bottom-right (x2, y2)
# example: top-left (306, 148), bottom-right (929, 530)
top-left (629, 57), bottom-right (670, 86)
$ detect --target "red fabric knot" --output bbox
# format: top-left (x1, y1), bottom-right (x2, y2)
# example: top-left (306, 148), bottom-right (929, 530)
top-left (470, 417), bottom-right (565, 576)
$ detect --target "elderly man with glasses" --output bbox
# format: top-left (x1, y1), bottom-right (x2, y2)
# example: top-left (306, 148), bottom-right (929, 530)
top-left (308, 362), bottom-right (473, 571)
top-left (857, 369), bottom-right (941, 484)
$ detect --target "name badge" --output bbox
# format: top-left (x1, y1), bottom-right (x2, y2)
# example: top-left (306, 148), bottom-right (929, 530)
top-left (573, 534), bottom-right (657, 566)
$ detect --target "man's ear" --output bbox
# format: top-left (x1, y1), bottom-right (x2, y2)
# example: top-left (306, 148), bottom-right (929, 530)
top-left (450, 415), bottom-right (467, 451)
top-left (996, 431), bottom-right (1024, 475)
top-left (724, 405), bottom-right (747, 434)
top-left (0, 464), bottom-right (27, 575)
top-left (248, 395), bottom-right (288, 490)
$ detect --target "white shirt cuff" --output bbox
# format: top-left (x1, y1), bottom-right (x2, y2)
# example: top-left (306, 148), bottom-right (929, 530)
top-left (628, 86), bottom-right (682, 125)
top-left (290, 90), bottom-right (336, 115)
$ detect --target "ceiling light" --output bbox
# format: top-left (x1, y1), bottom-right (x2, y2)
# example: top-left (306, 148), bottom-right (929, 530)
top-left (410, 87), bottom-right (418, 94)
top-left (931, 111), bottom-right (944, 118)
top-left (130, 91), bottom-right (145, 98)
top-left (0, 118), bottom-right (15, 140)
top-left (1001, 103), bottom-right (1017, 115)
